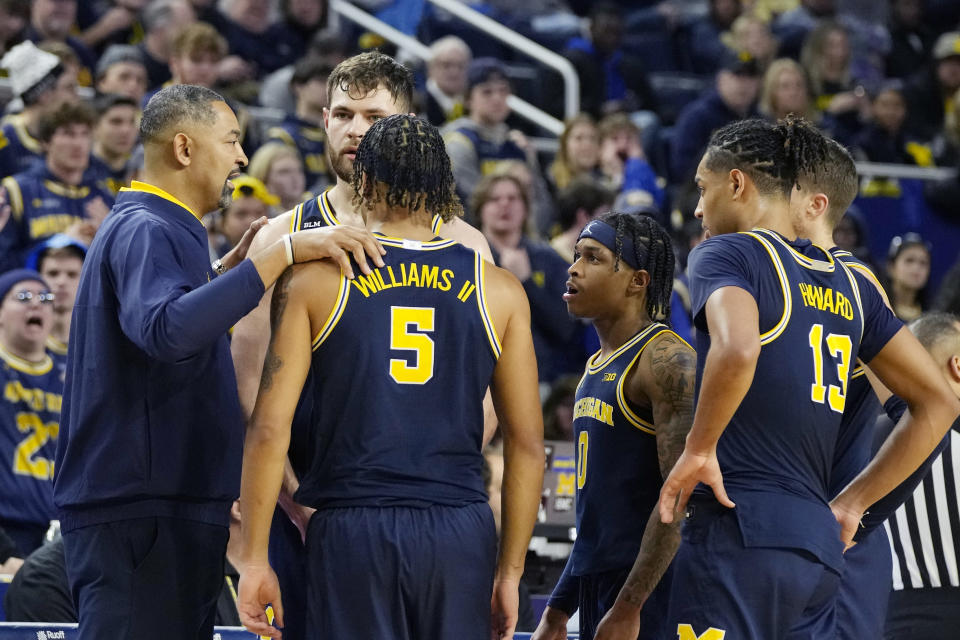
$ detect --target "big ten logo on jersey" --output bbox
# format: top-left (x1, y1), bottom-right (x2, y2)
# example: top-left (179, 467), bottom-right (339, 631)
top-left (677, 624), bottom-right (726, 640)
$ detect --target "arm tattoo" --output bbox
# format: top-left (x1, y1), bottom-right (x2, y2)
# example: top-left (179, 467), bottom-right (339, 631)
top-left (650, 335), bottom-right (697, 478)
top-left (259, 268), bottom-right (294, 393)
top-left (616, 334), bottom-right (697, 610)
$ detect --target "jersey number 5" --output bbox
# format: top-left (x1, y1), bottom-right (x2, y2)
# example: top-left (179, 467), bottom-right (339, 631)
top-left (808, 324), bottom-right (852, 413)
top-left (390, 306), bottom-right (435, 385)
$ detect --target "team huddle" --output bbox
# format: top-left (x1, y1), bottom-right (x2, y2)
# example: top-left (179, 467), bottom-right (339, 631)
top-left (33, 49), bottom-right (960, 640)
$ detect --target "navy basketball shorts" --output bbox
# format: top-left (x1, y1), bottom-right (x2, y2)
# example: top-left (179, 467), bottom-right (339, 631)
top-left (578, 563), bottom-right (672, 640)
top-left (305, 502), bottom-right (497, 639)
top-left (268, 505), bottom-right (307, 640)
top-left (62, 516), bottom-right (228, 640)
top-left (835, 526), bottom-right (892, 640)
top-left (665, 501), bottom-right (840, 640)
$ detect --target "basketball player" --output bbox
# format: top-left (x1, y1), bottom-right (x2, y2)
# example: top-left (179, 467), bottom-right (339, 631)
top-left (236, 115), bottom-right (544, 639)
top-left (657, 117), bottom-right (959, 639)
top-left (230, 51), bottom-right (496, 640)
top-left (789, 136), bottom-right (896, 639)
top-left (532, 212), bottom-right (696, 640)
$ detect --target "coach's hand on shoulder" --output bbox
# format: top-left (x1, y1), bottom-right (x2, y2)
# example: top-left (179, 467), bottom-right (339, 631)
top-left (658, 448), bottom-right (734, 524)
top-left (237, 564), bottom-right (284, 639)
top-left (291, 225), bottom-right (386, 279)
top-left (531, 606), bottom-right (569, 640)
top-left (222, 216), bottom-right (270, 271)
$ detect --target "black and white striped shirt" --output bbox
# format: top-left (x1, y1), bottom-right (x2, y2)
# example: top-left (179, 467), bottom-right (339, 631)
top-left (884, 429), bottom-right (960, 591)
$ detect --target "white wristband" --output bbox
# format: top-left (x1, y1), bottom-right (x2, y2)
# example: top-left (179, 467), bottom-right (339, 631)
top-left (282, 234), bottom-right (294, 266)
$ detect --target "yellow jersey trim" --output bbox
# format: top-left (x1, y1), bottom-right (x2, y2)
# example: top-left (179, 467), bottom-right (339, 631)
top-left (122, 181), bottom-right (201, 222)
top-left (11, 115), bottom-right (42, 154)
top-left (755, 228), bottom-right (836, 272)
top-left (615, 328), bottom-right (678, 434)
top-left (850, 365), bottom-right (866, 379)
top-left (266, 127), bottom-right (297, 148)
top-left (431, 215), bottom-right (444, 235)
top-left (475, 252), bottom-right (502, 359)
top-left (845, 261), bottom-right (885, 296)
top-left (838, 260), bottom-right (865, 343)
top-left (374, 233), bottom-right (457, 250)
top-left (585, 322), bottom-right (664, 374)
top-left (0, 343), bottom-right (53, 375)
top-left (311, 274), bottom-right (350, 351)
top-left (318, 190), bottom-right (339, 227)
top-left (290, 202), bottom-right (302, 233)
top-left (43, 180), bottom-right (89, 199)
top-left (45, 336), bottom-right (67, 356)
top-left (2, 175), bottom-right (23, 221)
top-left (742, 232), bottom-right (791, 345)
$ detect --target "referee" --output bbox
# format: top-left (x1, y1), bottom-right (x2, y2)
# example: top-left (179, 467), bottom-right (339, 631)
top-left (52, 85), bottom-right (384, 640)
top-left (874, 312), bottom-right (960, 640)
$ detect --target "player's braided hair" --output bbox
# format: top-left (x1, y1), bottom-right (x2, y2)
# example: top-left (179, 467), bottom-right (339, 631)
top-left (599, 210), bottom-right (675, 322)
top-left (705, 115), bottom-right (829, 198)
top-left (351, 114), bottom-right (463, 221)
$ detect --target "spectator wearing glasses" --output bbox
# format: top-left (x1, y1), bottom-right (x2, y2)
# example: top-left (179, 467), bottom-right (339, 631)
top-left (0, 269), bottom-right (62, 558)
top-left (25, 234), bottom-right (86, 361)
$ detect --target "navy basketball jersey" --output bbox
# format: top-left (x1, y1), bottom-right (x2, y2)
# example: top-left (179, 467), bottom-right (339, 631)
top-left (284, 192), bottom-right (443, 479)
top-left (290, 189), bottom-right (445, 236)
top-left (0, 344), bottom-right (63, 526)
top-left (266, 116), bottom-right (329, 188)
top-left (294, 235), bottom-right (498, 508)
top-left (0, 115), bottom-right (43, 178)
top-left (0, 166), bottom-right (114, 268)
top-left (828, 249), bottom-right (887, 498)
top-left (569, 322), bottom-right (682, 575)
top-left (688, 228), bottom-right (899, 571)
top-left (444, 127), bottom-right (527, 177)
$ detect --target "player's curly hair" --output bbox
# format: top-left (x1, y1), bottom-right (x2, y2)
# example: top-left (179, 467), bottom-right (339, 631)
top-left (705, 115), bottom-right (829, 198)
top-left (351, 114), bottom-right (463, 221)
top-left (599, 210), bottom-right (675, 322)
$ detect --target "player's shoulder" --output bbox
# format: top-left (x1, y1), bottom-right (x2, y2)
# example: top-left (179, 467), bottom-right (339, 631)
top-left (482, 259), bottom-right (527, 304)
top-left (688, 231), bottom-right (765, 268)
top-left (440, 217), bottom-right (493, 261)
top-left (249, 210), bottom-right (296, 251)
top-left (284, 261), bottom-right (343, 305)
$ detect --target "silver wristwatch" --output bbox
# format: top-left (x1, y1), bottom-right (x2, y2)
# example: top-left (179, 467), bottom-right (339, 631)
top-left (212, 259), bottom-right (226, 275)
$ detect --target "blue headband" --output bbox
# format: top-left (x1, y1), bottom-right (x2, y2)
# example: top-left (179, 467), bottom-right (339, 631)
top-left (578, 220), bottom-right (644, 270)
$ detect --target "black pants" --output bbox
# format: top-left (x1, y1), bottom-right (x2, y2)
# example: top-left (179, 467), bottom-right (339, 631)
top-left (886, 587), bottom-right (960, 640)
top-left (0, 518), bottom-right (47, 557)
top-left (62, 516), bottom-right (228, 640)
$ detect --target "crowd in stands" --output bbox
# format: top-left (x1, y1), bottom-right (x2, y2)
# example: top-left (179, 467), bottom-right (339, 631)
top-left (1, 0), bottom-right (960, 626)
